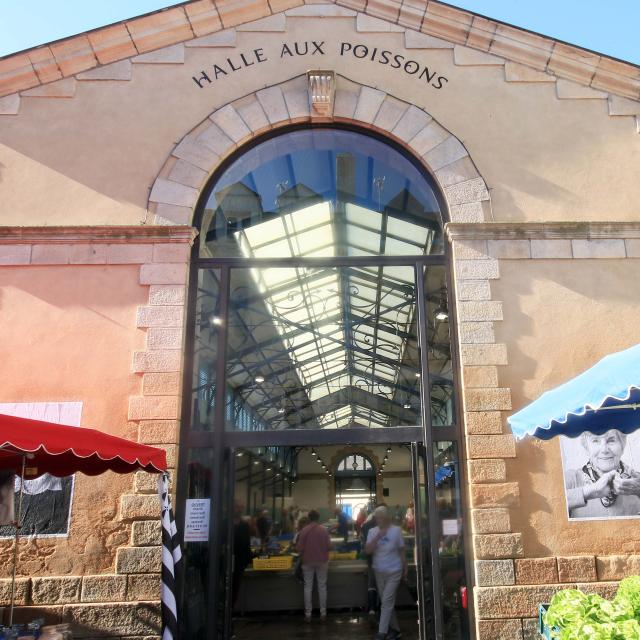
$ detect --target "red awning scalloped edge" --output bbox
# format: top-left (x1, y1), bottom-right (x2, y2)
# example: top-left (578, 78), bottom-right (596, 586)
top-left (0, 413), bottom-right (167, 478)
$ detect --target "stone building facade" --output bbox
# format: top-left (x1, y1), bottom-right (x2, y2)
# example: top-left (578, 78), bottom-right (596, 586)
top-left (1, 0), bottom-right (639, 638)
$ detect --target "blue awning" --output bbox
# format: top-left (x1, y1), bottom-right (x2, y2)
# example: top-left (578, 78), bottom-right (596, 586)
top-left (507, 343), bottom-right (640, 440)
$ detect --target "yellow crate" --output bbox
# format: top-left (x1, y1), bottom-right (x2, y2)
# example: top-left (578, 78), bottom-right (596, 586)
top-left (252, 555), bottom-right (294, 571)
top-left (329, 551), bottom-right (358, 561)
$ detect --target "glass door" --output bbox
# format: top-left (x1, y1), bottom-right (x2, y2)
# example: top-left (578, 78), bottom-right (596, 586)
top-left (411, 442), bottom-right (438, 640)
top-left (412, 442), bottom-right (469, 640)
top-left (221, 448), bottom-right (236, 640)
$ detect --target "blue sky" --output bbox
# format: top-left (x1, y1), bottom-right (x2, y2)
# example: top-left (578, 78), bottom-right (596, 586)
top-left (0, 0), bottom-right (638, 65)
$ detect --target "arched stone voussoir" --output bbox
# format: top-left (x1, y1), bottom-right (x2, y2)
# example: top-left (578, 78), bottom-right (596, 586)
top-left (149, 74), bottom-right (490, 225)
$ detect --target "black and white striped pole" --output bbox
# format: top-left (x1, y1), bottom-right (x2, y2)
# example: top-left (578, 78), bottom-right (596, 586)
top-left (158, 473), bottom-right (182, 640)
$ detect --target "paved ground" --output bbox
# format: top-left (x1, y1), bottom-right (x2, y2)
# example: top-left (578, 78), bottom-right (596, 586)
top-left (233, 610), bottom-right (420, 639)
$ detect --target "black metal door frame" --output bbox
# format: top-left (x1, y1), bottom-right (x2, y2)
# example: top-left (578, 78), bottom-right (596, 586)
top-left (176, 257), bottom-right (468, 640)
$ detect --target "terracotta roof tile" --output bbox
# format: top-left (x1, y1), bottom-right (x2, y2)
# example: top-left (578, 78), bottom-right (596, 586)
top-left (592, 57), bottom-right (640, 99)
top-left (126, 7), bottom-right (193, 53)
top-left (547, 42), bottom-right (599, 85)
top-left (423, 2), bottom-right (473, 45)
top-left (50, 35), bottom-right (98, 76)
top-left (215, 0), bottom-right (271, 28)
top-left (185, 0), bottom-right (223, 37)
top-left (88, 24), bottom-right (138, 65)
top-left (269, 0), bottom-right (304, 12)
top-left (466, 16), bottom-right (497, 52)
top-left (0, 53), bottom-right (39, 95)
top-left (490, 23), bottom-right (553, 70)
top-left (366, 0), bottom-right (401, 24)
top-left (336, 0), bottom-right (366, 11)
top-left (398, 0), bottom-right (426, 31)
top-left (27, 47), bottom-right (62, 84)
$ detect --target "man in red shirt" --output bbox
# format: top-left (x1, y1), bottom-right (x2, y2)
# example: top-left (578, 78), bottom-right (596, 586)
top-left (296, 509), bottom-right (331, 621)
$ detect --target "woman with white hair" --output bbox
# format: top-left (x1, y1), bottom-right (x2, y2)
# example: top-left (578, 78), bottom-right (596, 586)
top-left (365, 505), bottom-right (407, 640)
top-left (565, 429), bottom-right (640, 518)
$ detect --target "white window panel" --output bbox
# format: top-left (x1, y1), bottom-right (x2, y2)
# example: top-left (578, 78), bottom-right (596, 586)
top-left (293, 226), bottom-right (335, 256)
top-left (258, 267), bottom-right (299, 289)
top-left (290, 202), bottom-right (332, 232)
top-left (304, 246), bottom-right (338, 258)
top-left (384, 237), bottom-right (424, 255)
top-left (379, 292), bottom-right (410, 308)
top-left (345, 204), bottom-right (382, 231)
top-left (244, 217), bottom-right (287, 248)
top-left (317, 323), bottom-right (342, 338)
top-left (253, 238), bottom-right (294, 258)
top-left (287, 331), bottom-right (316, 348)
top-left (283, 307), bottom-right (315, 324)
top-left (346, 227), bottom-right (382, 253)
top-left (309, 385), bottom-right (331, 401)
top-left (386, 217), bottom-right (431, 244)
top-left (289, 342), bottom-right (317, 359)
top-left (381, 266), bottom-right (415, 284)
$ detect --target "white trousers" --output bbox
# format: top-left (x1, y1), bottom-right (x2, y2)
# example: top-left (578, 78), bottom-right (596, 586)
top-left (302, 563), bottom-right (328, 616)
top-left (374, 570), bottom-right (402, 634)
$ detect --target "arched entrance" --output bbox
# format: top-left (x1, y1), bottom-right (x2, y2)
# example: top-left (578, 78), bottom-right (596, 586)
top-left (334, 452), bottom-right (377, 519)
top-left (177, 124), bottom-right (468, 640)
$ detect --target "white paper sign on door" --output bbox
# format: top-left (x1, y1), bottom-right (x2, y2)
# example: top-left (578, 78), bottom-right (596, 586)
top-left (184, 498), bottom-right (210, 542)
top-left (442, 518), bottom-right (459, 535)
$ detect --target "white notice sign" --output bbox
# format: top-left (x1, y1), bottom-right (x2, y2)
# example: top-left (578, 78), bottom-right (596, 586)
top-left (184, 499), bottom-right (210, 542)
top-left (442, 519), bottom-right (459, 535)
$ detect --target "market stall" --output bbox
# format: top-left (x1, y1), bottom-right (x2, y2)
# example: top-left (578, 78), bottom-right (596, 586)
top-left (507, 343), bottom-right (640, 638)
top-left (0, 413), bottom-right (175, 639)
top-left (236, 530), bottom-right (418, 613)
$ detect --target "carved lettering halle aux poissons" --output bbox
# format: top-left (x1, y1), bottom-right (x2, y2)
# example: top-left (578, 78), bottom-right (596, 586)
top-left (192, 41), bottom-right (449, 90)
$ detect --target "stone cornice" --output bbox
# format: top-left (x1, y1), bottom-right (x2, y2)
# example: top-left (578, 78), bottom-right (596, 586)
top-left (0, 225), bottom-right (198, 244)
top-left (0, 0), bottom-right (639, 102)
top-left (446, 222), bottom-right (640, 241)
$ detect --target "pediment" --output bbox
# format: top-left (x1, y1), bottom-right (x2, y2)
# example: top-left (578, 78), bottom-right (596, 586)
top-left (0, 0), bottom-right (638, 110)
top-left (1, 0), bottom-right (639, 229)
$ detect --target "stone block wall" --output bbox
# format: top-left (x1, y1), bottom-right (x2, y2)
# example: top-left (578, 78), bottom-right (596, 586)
top-left (0, 226), bottom-right (195, 639)
top-left (448, 221), bottom-right (640, 640)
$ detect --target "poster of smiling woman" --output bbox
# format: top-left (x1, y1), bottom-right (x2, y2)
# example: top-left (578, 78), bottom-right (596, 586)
top-left (561, 429), bottom-right (640, 521)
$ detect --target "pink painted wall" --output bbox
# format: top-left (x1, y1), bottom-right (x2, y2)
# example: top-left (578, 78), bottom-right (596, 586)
top-left (0, 264), bottom-right (148, 576)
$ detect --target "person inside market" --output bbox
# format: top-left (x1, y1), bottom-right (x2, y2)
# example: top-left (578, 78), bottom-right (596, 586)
top-left (256, 508), bottom-right (272, 550)
top-left (296, 509), bottom-right (331, 622)
top-left (335, 506), bottom-right (350, 543)
top-left (365, 505), bottom-right (407, 640)
top-left (361, 502), bottom-right (387, 621)
top-left (232, 502), bottom-right (253, 609)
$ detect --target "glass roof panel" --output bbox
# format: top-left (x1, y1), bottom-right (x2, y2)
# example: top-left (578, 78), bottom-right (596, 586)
top-left (346, 227), bottom-right (382, 253)
top-left (199, 129), bottom-right (449, 431)
top-left (345, 203), bottom-right (383, 231)
top-left (200, 128), bottom-right (444, 259)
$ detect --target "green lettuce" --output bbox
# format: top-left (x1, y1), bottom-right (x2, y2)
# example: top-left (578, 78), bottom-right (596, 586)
top-left (544, 582), bottom-right (639, 638)
top-left (616, 618), bottom-right (640, 639)
top-left (544, 589), bottom-right (590, 630)
top-left (616, 576), bottom-right (640, 617)
top-left (559, 621), bottom-right (618, 640)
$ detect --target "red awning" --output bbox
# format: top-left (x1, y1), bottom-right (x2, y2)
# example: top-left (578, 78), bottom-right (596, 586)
top-left (0, 413), bottom-right (167, 477)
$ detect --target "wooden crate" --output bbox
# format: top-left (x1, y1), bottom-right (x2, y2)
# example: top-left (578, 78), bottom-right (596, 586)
top-left (252, 555), bottom-right (294, 571)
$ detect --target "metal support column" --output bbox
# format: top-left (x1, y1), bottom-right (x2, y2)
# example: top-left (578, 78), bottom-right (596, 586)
top-left (416, 265), bottom-right (444, 640)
